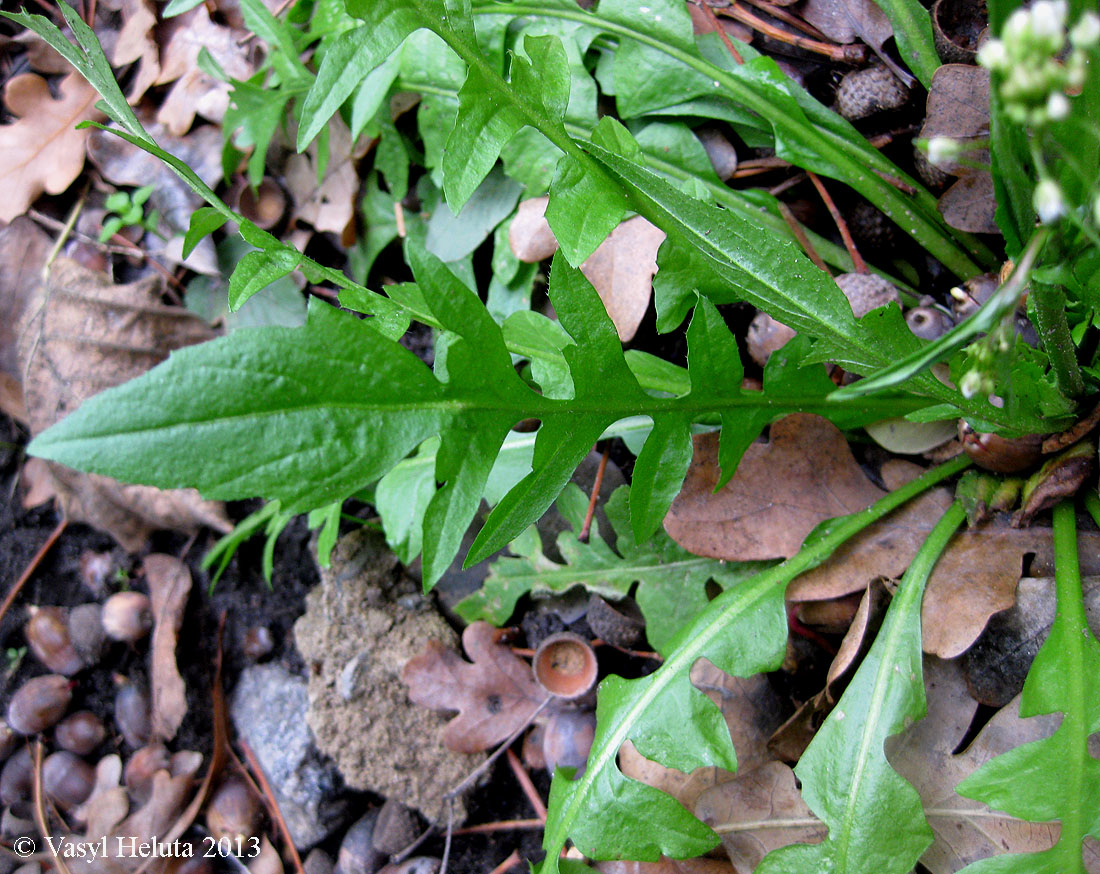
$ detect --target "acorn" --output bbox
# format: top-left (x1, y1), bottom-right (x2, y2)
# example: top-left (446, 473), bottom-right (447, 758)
top-left (7, 675), bottom-right (72, 735)
top-left (836, 65), bottom-right (910, 120)
top-left (334, 811), bottom-right (385, 874)
top-left (835, 273), bottom-right (901, 318)
top-left (373, 798), bottom-right (419, 856)
top-left (68, 604), bottom-right (106, 665)
top-left (25, 607), bottom-right (84, 675)
top-left (376, 860), bottom-right (440, 874)
top-left (303, 850), bottom-right (335, 874)
top-left (959, 421), bottom-right (1044, 473)
top-left (906, 306), bottom-right (955, 340)
top-left (124, 744), bottom-right (170, 803)
top-left (42, 751), bottom-right (95, 810)
top-left (101, 592), bottom-right (153, 643)
top-left (0, 721), bottom-right (18, 763)
top-left (114, 677), bottom-right (152, 748)
top-left (541, 708), bottom-right (596, 775)
top-left (206, 776), bottom-right (261, 844)
top-left (0, 746), bottom-right (33, 808)
top-left (55, 711), bottom-right (107, 756)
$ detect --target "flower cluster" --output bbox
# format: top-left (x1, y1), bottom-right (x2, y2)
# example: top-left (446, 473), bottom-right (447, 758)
top-left (978, 1), bottom-right (1097, 126)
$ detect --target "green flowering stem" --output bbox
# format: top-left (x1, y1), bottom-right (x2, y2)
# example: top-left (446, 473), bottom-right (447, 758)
top-left (1030, 235), bottom-right (1086, 397)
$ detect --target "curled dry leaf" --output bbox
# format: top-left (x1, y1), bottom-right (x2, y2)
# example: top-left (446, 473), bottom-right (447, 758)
top-left (155, 5), bottom-right (254, 135)
top-left (1012, 441), bottom-right (1096, 527)
top-left (0, 72), bottom-right (103, 224)
top-left (694, 761), bottom-right (826, 873)
top-left (508, 197), bottom-right (664, 341)
top-left (16, 257), bottom-right (232, 551)
top-left (144, 555), bottom-right (192, 742)
top-left (402, 621), bottom-right (549, 754)
top-left (98, 0), bottom-right (161, 104)
top-left (284, 118), bottom-right (359, 238)
top-left (621, 661), bottom-right (786, 814)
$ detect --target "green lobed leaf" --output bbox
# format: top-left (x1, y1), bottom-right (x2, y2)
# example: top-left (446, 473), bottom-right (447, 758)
top-left (953, 502), bottom-right (1100, 874)
top-left (537, 458), bottom-right (971, 874)
top-left (757, 502), bottom-right (966, 874)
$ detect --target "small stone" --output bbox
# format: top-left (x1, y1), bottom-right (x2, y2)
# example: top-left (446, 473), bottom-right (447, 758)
top-left (337, 653), bottom-right (371, 702)
top-left (836, 65), bottom-right (910, 119)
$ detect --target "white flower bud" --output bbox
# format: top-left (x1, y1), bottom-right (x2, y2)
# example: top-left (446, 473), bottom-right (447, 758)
top-left (1031, 0), bottom-right (1067, 39)
top-left (978, 38), bottom-right (1009, 70)
top-left (1004, 8), bottom-right (1031, 44)
top-left (1046, 91), bottom-right (1070, 119)
top-left (1070, 11), bottom-right (1100, 47)
top-left (1033, 178), bottom-right (1067, 223)
top-left (960, 370), bottom-right (985, 399)
top-left (926, 136), bottom-right (961, 167)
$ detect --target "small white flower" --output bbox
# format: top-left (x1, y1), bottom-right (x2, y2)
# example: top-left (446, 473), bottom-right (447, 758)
top-left (1004, 8), bottom-right (1032, 44)
top-left (1070, 11), bottom-right (1100, 47)
top-left (1034, 178), bottom-right (1068, 223)
top-left (1031, 0), bottom-right (1068, 39)
top-left (977, 38), bottom-right (1009, 70)
top-left (926, 136), bottom-right (960, 167)
top-left (959, 370), bottom-right (985, 399)
top-left (1046, 91), bottom-right (1070, 120)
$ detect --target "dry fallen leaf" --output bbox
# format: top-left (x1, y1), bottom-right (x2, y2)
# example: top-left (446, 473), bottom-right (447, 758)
top-left (621, 662), bottom-right (786, 812)
top-left (0, 216), bottom-right (52, 419)
top-left (155, 5), bottom-right (254, 135)
top-left (75, 754), bottom-right (129, 838)
top-left (800, 0), bottom-right (913, 85)
top-left (598, 858), bottom-right (736, 874)
top-left (938, 171), bottom-right (999, 234)
top-left (664, 415), bottom-right (886, 561)
top-left (508, 198), bottom-right (664, 341)
top-left (144, 554), bottom-right (192, 742)
top-left (695, 761), bottom-right (827, 873)
top-left (284, 117), bottom-right (359, 237)
top-left (402, 621), bottom-right (549, 754)
top-left (98, 0), bottom-right (161, 103)
top-left (0, 71), bottom-right (103, 224)
top-left (16, 257), bottom-right (232, 551)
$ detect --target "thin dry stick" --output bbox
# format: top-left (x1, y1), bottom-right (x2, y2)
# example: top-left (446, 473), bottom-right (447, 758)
top-left (488, 850), bottom-right (523, 874)
top-left (43, 193), bottom-right (86, 277)
top-left (740, 0), bottom-right (830, 41)
top-left (768, 172), bottom-right (808, 198)
top-left (695, 1), bottom-right (744, 64)
top-left (28, 209), bottom-right (138, 257)
top-left (590, 639), bottom-right (663, 662)
top-left (84, 0), bottom-right (96, 27)
top-left (453, 819), bottom-right (545, 836)
top-left (722, 2), bottom-right (865, 63)
top-left (776, 202), bottom-right (831, 274)
top-left (0, 517), bottom-right (68, 628)
top-left (240, 739), bottom-right (307, 874)
top-left (807, 171), bottom-right (867, 274)
top-left (32, 739), bottom-right (75, 874)
top-left (578, 446), bottom-right (609, 543)
top-left (505, 749), bottom-right (547, 820)
top-left (107, 232), bottom-right (191, 295)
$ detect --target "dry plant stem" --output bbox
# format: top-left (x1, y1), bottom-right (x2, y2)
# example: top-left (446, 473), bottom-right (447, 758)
top-left (694, 1), bottom-right (744, 64)
top-left (741, 0), bottom-right (830, 40)
top-left (0, 516), bottom-right (68, 628)
top-left (453, 819), bottom-right (545, 835)
top-left (108, 232), bottom-right (189, 296)
top-left (43, 193), bottom-right (86, 277)
top-left (591, 639), bottom-right (662, 661)
top-left (786, 604), bottom-right (838, 655)
top-left (777, 201), bottom-right (831, 274)
top-left (769, 173), bottom-right (808, 197)
top-left (440, 799), bottom-right (455, 874)
top-left (28, 209), bottom-right (136, 257)
top-left (578, 447), bottom-right (609, 543)
top-left (720, 3), bottom-right (865, 63)
top-left (808, 172), bottom-right (867, 274)
top-left (84, 0), bottom-right (96, 27)
top-left (240, 739), bottom-right (306, 874)
top-left (33, 739), bottom-right (74, 874)
top-left (505, 748), bottom-right (547, 820)
top-left (488, 849), bottom-right (523, 874)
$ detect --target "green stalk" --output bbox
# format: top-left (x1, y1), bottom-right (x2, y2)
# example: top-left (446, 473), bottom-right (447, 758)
top-left (1031, 277), bottom-right (1085, 398)
top-left (473, 1), bottom-right (992, 278)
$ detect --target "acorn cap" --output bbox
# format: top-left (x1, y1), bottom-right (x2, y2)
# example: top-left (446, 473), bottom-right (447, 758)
top-left (533, 633), bottom-right (598, 700)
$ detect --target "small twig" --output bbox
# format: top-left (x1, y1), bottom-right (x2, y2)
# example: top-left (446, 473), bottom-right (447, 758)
top-left (871, 169), bottom-right (917, 195)
top-left (590, 639), bottom-right (663, 661)
top-left (777, 202), bottom-right (830, 274)
top-left (84, 0), bottom-right (96, 27)
top-left (578, 446), bottom-right (609, 543)
top-left (439, 799), bottom-right (455, 874)
top-left (0, 517), bottom-right (68, 628)
top-left (453, 819), bottom-right (545, 836)
top-left (487, 850), bottom-right (523, 874)
top-left (43, 194), bottom-right (86, 278)
top-left (108, 232), bottom-right (190, 295)
top-left (240, 739), bottom-right (306, 874)
top-left (808, 172), bottom-right (867, 274)
top-left (721, 2), bottom-right (866, 63)
top-left (740, 0), bottom-right (830, 41)
top-left (33, 739), bottom-right (75, 874)
top-left (695, 1), bottom-right (744, 64)
top-left (505, 749), bottom-right (547, 820)
top-left (768, 173), bottom-right (808, 198)
top-left (28, 209), bottom-right (137, 257)
top-left (786, 604), bottom-right (838, 656)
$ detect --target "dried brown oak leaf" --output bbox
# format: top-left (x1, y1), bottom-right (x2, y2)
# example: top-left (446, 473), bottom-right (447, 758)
top-left (887, 656), bottom-right (1100, 873)
top-left (403, 621), bottom-right (549, 754)
top-left (97, 0), bottom-right (161, 104)
top-left (664, 414), bottom-right (886, 561)
top-left (17, 257), bottom-right (231, 551)
top-left (695, 761), bottom-right (827, 873)
top-left (620, 661), bottom-right (786, 813)
top-left (0, 71), bottom-right (103, 224)
top-left (800, 0), bottom-right (913, 85)
top-left (508, 196), bottom-right (664, 342)
top-left (145, 554), bottom-right (192, 742)
top-left (284, 117), bottom-right (360, 238)
top-left (155, 5), bottom-right (254, 135)
top-left (665, 416), bottom-right (1100, 657)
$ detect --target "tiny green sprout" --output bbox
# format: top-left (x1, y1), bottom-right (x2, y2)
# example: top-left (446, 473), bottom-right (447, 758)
top-left (112, 566), bottom-right (131, 587)
top-left (98, 184), bottom-right (161, 243)
top-left (4, 646), bottom-right (26, 677)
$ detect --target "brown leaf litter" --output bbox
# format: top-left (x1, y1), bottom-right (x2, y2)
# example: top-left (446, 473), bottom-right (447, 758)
top-left (144, 554), bottom-right (192, 743)
top-left (15, 257), bottom-right (231, 551)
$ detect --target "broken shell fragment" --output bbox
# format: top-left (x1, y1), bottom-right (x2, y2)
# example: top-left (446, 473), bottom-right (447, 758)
top-left (533, 633), bottom-right (597, 700)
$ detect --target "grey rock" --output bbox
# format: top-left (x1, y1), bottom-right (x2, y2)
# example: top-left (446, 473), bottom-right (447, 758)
top-left (230, 664), bottom-right (347, 849)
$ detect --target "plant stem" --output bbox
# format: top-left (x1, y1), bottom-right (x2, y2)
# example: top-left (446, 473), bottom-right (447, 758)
top-left (1031, 277), bottom-right (1085, 398)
